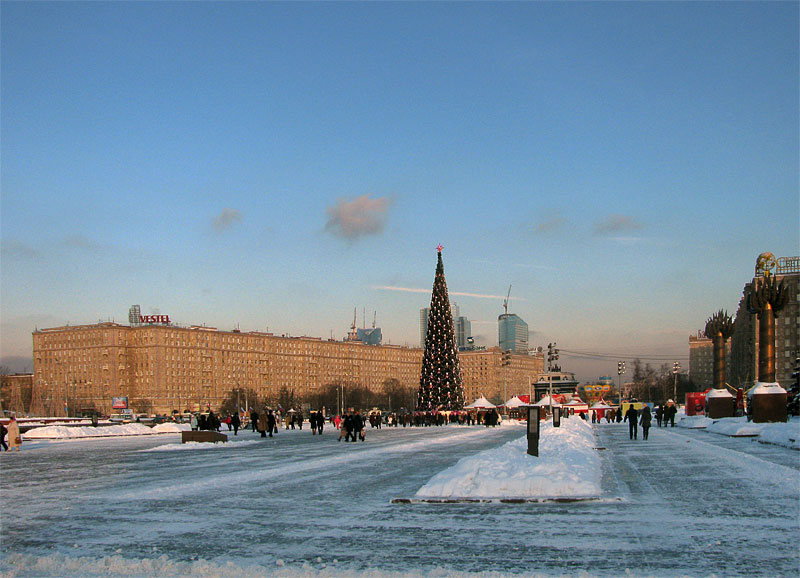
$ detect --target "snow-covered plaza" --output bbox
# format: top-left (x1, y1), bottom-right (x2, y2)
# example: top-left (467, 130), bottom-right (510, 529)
top-left (1, 416), bottom-right (798, 578)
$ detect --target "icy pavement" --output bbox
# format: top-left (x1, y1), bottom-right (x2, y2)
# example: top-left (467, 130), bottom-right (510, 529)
top-left (1, 420), bottom-right (798, 578)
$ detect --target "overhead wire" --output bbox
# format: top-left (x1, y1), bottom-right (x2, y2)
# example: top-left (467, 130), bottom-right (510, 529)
top-left (559, 348), bottom-right (689, 362)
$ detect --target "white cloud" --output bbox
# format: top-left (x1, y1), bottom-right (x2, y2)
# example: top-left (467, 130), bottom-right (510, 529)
top-left (374, 285), bottom-right (524, 301)
top-left (325, 195), bottom-right (391, 241)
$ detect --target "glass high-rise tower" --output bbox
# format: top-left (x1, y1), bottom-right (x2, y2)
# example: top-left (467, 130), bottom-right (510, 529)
top-left (498, 313), bottom-right (528, 353)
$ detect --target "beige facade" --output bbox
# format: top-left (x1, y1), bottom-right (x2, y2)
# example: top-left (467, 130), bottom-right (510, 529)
top-left (32, 323), bottom-right (545, 415)
top-left (688, 333), bottom-right (732, 389)
top-left (460, 347), bottom-right (545, 405)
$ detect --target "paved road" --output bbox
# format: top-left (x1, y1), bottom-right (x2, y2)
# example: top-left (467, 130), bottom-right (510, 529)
top-left (1, 422), bottom-right (797, 577)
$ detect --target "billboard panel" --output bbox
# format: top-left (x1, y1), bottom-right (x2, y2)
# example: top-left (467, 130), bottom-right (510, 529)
top-left (111, 397), bottom-right (129, 409)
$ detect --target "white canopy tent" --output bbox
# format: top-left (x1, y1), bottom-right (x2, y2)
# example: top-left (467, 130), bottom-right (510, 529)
top-left (465, 396), bottom-right (496, 409)
top-left (503, 396), bottom-right (528, 408)
top-left (590, 401), bottom-right (614, 410)
top-left (533, 396), bottom-right (561, 407)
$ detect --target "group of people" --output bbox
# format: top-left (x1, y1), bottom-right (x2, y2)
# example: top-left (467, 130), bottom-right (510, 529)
top-left (189, 410), bottom-right (242, 435)
top-left (623, 400), bottom-right (678, 440)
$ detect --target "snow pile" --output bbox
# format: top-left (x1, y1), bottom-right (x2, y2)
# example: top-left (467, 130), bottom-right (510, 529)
top-left (678, 415), bottom-right (714, 429)
top-left (707, 417), bottom-right (800, 449)
top-left (748, 381), bottom-right (787, 396)
top-left (152, 422), bottom-right (192, 434)
top-left (679, 415), bottom-right (800, 449)
top-left (415, 417), bottom-right (601, 499)
top-left (142, 439), bottom-right (261, 451)
top-left (22, 423), bottom-right (190, 440)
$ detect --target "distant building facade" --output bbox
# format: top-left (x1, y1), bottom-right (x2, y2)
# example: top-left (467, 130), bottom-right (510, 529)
top-left (356, 327), bottom-right (382, 346)
top-left (459, 347), bottom-right (545, 405)
top-left (498, 313), bottom-right (528, 354)
top-left (32, 320), bottom-right (543, 415)
top-left (730, 255), bottom-right (799, 387)
top-left (689, 331), bottom-right (732, 389)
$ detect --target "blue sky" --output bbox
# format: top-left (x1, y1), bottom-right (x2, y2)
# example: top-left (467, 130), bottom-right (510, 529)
top-left (2, 1), bottom-right (798, 381)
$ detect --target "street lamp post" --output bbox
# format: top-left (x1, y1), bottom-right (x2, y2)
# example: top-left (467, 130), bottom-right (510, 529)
top-left (673, 361), bottom-right (680, 402)
top-left (547, 343), bottom-right (559, 415)
top-left (617, 361), bottom-right (626, 404)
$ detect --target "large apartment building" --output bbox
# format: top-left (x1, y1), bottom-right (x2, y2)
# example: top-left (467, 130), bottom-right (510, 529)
top-left (32, 321), bottom-right (545, 415)
top-left (730, 254), bottom-right (799, 388)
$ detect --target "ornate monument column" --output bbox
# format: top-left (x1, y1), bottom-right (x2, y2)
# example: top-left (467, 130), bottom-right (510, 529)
top-left (746, 253), bottom-right (789, 422)
top-left (704, 310), bottom-right (734, 419)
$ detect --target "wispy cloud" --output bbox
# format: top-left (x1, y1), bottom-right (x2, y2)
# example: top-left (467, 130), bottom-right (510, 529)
top-left (63, 235), bottom-right (102, 251)
top-left (533, 211), bottom-right (567, 234)
top-left (594, 214), bottom-right (642, 236)
top-left (213, 208), bottom-right (243, 232)
top-left (325, 195), bottom-right (391, 241)
top-left (374, 285), bottom-right (524, 301)
top-left (1, 238), bottom-right (40, 260)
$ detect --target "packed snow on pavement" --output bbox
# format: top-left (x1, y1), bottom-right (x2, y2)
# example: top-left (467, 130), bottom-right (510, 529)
top-left (1, 415), bottom-right (798, 578)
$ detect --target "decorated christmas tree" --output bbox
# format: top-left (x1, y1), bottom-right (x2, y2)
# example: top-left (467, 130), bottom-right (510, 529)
top-left (417, 245), bottom-right (465, 411)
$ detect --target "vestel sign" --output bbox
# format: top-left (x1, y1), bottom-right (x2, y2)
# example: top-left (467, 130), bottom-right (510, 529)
top-left (140, 315), bottom-right (171, 324)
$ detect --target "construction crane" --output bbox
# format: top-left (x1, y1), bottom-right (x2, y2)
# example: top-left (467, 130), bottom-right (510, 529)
top-left (347, 307), bottom-right (358, 341)
top-left (503, 285), bottom-right (512, 315)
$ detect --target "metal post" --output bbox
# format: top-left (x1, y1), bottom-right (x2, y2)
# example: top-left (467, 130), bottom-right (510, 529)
top-left (526, 405), bottom-right (540, 456)
top-left (673, 361), bottom-right (680, 402)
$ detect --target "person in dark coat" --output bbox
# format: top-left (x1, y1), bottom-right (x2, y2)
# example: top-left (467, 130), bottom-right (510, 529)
top-left (352, 411), bottom-right (364, 441)
top-left (624, 404), bottom-right (639, 440)
top-left (616, 407), bottom-right (623, 423)
top-left (655, 405), bottom-right (664, 427)
top-left (250, 409), bottom-right (259, 432)
top-left (0, 420), bottom-right (7, 451)
top-left (665, 400), bottom-right (678, 427)
top-left (231, 411), bottom-right (241, 435)
top-left (267, 410), bottom-right (277, 438)
top-left (639, 405), bottom-right (652, 440)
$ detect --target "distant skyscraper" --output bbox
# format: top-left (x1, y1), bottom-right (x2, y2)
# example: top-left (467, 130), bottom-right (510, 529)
top-left (129, 304), bottom-right (141, 326)
top-left (454, 316), bottom-right (471, 349)
top-left (422, 303), bottom-right (471, 348)
top-left (420, 307), bottom-right (430, 348)
top-left (356, 327), bottom-right (382, 346)
top-left (498, 313), bottom-right (528, 353)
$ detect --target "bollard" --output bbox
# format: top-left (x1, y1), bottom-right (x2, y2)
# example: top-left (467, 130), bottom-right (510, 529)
top-left (527, 406), bottom-right (540, 456)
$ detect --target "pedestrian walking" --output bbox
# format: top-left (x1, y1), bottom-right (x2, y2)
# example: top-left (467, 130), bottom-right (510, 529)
top-left (190, 413), bottom-right (198, 431)
top-left (267, 410), bottom-right (277, 437)
top-left (339, 413), bottom-right (352, 442)
top-left (7, 416), bottom-right (22, 451)
top-left (624, 404), bottom-right (639, 440)
top-left (665, 400), bottom-right (677, 427)
top-left (0, 420), bottom-right (7, 451)
top-left (258, 411), bottom-right (268, 438)
top-left (231, 411), bottom-right (240, 435)
top-left (352, 411), bottom-right (364, 441)
top-left (655, 405), bottom-right (663, 427)
top-left (250, 409), bottom-right (259, 432)
top-left (639, 405), bottom-right (652, 440)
